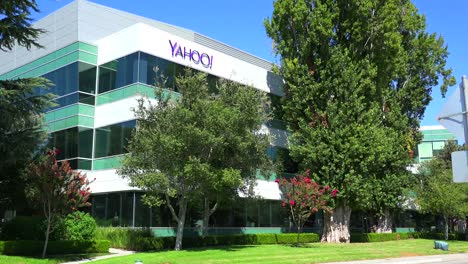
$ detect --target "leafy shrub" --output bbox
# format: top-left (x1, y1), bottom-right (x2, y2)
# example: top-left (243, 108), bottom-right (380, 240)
top-left (96, 227), bottom-right (320, 251)
top-left (349, 232), bottom-right (467, 242)
top-left (63, 211), bottom-right (97, 240)
top-left (0, 240), bottom-right (110, 256)
top-left (96, 227), bottom-right (153, 249)
top-left (288, 233), bottom-right (320, 243)
top-left (0, 216), bottom-right (45, 240)
top-left (256, 234), bottom-right (278, 244)
top-left (409, 232), bottom-right (465, 241)
top-left (351, 233), bottom-right (410, 242)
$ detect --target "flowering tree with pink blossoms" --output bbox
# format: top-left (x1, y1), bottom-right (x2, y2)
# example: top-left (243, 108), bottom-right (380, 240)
top-left (275, 169), bottom-right (338, 244)
top-left (27, 149), bottom-right (93, 258)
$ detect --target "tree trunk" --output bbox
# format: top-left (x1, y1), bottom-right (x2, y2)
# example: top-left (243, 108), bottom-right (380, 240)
top-left (465, 216), bottom-right (468, 241)
top-left (321, 203), bottom-right (352, 243)
top-left (174, 198), bottom-right (188, 251)
top-left (201, 198), bottom-right (218, 237)
top-left (165, 194), bottom-right (188, 251)
top-left (376, 209), bottom-right (393, 233)
top-left (42, 217), bottom-right (51, 258)
top-left (444, 215), bottom-right (449, 241)
top-left (296, 226), bottom-right (301, 245)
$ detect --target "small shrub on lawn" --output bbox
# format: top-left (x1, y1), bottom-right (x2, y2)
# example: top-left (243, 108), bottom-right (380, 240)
top-left (62, 212), bottom-right (97, 240)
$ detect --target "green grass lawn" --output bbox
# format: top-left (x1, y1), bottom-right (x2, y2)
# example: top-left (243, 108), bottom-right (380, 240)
top-left (91, 239), bottom-right (468, 264)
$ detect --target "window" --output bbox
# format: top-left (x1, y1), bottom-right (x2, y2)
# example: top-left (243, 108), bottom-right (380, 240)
top-left (139, 52), bottom-right (187, 91)
top-left (48, 127), bottom-right (93, 161)
top-left (94, 120), bottom-right (136, 158)
top-left (98, 53), bottom-right (139, 93)
top-left (79, 63), bottom-right (97, 94)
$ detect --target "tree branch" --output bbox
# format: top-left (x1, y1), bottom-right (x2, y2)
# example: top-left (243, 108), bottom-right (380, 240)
top-left (209, 201), bottom-right (218, 217)
top-left (165, 193), bottom-right (180, 223)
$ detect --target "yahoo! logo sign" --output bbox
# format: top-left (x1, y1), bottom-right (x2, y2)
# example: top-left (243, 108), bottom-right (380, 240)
top-left (169, 40), bottom-right (213, 69)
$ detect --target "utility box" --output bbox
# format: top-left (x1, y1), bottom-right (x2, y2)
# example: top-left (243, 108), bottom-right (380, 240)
top-left (434, 240), bottom-right (449, 251)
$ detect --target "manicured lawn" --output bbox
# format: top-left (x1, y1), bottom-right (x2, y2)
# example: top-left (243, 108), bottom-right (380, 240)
top-left (92, 239), bottom-right (468, 264)
top-left (0, 253), bottom-right (109, 264)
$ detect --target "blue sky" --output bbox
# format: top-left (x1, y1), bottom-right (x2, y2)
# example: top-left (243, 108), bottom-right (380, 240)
top-left (34, 0), bottom-right (467, 127)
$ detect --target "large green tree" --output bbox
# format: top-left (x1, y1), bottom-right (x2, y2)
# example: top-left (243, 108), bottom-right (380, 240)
top-left (415, 141), bottom-right (468, 240)
top-left (0, 0), bottom-right (53, 209)
top-left (265, 0), bottom-right (455, 242)
top-left (119, 70), bottom-right (271, 250)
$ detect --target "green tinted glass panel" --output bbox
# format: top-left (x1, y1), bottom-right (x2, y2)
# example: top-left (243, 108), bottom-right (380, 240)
top-left (94, 120), bottom-right (136, 158)
top-left (78, 127), bottom-right (93, 158)
top-left (93, 156), bottom-right (123, 170)
top-left (432, 141), bottom-right (446, 150)
top-left (0, 42), bottom-right (96, 79)
top-left (418, 142), bottom-right (433, 158)
top-left (77, 159), bottom-right (92, 170)
top-left (96, 83), bottom-right (155, 105)
top-left (45, 103), bottom-right (95, 123)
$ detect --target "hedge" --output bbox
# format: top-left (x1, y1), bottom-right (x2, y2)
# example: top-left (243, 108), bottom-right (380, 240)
top-left (350, 232), bottom-right (466, 243)
top-left (96, 228), bottom-right (320, 251)
top-left (0, 216), bottom-right (45, 240)
top-left (409, 232), bottom-right (465, 241)
top-left (351, 233), bottom-right (409, 242)
top-left (0, 240), bottom-right (110, 256)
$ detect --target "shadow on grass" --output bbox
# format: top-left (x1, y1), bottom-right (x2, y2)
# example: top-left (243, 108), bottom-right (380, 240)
top-left (280, 243), bottom-right (320, 248)
top-left (183, 245), bottom-right (256, 252)
top-left (47, 252), bottom-right (112, 262)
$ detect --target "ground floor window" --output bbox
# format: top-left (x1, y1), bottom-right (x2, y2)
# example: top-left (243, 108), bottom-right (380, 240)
top-left (89, 192), bottom-right (322, 230)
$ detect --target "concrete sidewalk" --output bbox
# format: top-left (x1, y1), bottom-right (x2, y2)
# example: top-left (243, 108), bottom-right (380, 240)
top-left (61, 248), bottom-right (136, 264)
top-left (322, 253), bottom-right (468, 264)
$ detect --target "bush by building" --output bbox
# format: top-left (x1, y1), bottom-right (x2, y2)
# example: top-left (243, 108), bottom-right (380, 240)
top-left (0, 240), bottom-right (110, 256)
top-left (96, 227), bottom-right (320, 251)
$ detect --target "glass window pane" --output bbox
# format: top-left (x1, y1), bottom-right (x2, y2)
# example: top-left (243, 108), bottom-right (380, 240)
top-left (43, 62), bottom-right (79, 96)
top-left (77, 159), bottom-right (92, 170)
top-left (49, 127), bottom-right (78, 160)
top-left (78, 127), bottom-right (93, 158)
top-left (92, 195), bottom-right (107, 225)
top-left (258, 200), bottom-right (271, 227)
top-left (432, 141), bottom-right (445, 150)
top-left (245, 199), bottom-right (258, 227)
top-left (78, 62), bottom-right (97, 94)
top-left (51, 92), bottom-right (79, 109)
top-left (418, 142), bottom-right (433, 158)
top-left (135, 193), bottom-right (150, 227)
top-left (151, 204), bottom-right (173, 227)
top-left (139, 52), bottom-right (188, 90)
top-left (98, 53), bottom-right (139, 93)
top-left (107, 193), bottom-right (121, 227)
top-left (78, 92), bottom-right (95, 105)
top-left (94, 120), bottom-right (136, 158)
top-left (121, 192), bottom-right (134, 227)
